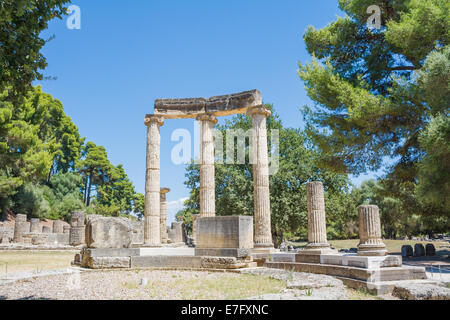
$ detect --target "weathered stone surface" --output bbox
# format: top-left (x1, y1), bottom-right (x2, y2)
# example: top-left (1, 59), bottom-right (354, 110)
top-left (48, 233), bottom-right (69, 245)
top-left (414, 243), bottom-right (425, 257)
top-left (303, 182), bottom-right (331, 251)
top-left (357, 205), bottom-right (387, 256)
top-left (69, 226), bottom-right (85, 246)
top-left (144, 116), bottom-right (163, 247)
top-left (130, 220), bottom-right (144, 245)
top-left (319, 254), bottom-right (402, 269)
top-left (200, 256), bottom-right (249, 269)
top-left (63, 225), bottom-right (71, 234)
top-left (0, 226), bottom-right (13, 242)
top-left (85, 216), bottom-right (133, 249)
top-left (248, 106), bottom-right (273, 248)
top-left (160, 188), bottom-right (170, 243)
top-left (82, 256), bottom-right (130, 269)
top-left (195, 216), bottom-right (253, 252)
top-left (130, 255), bottom-right (203, 269)
top-left (425, 243), bottom-right (436, 256)
top-left (197, 115), bottom-right (217, 218)
top-left (82, 248), bottom-right (140, 257)
top-left (167, 222), bottom-right (185, 244)
top-left (1, 235), bottom-right (10, 244)
top-left (153, 90), bottom-right (262, 119)
top-left (401, 245), bottom-right (414, 258)
top-left (195, 248), bottom-right (252, 258)
top-left (393, 283), bottom-right (450, 300)
top-left (52, 220), bottom-right (64, 233)
top-left (30, 218), bottom-right (41, 233)
top-left (22, 232), bottom-right (49, 245)
top-left (42, 226), bottom-right (52, 233)
top-left (70, 211), bottom-right (85, 227)
top-left (13, 214), bottom-right (28, 243)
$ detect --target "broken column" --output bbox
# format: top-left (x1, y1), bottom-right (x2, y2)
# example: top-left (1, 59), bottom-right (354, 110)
top-left (197, 114), bottom-right (217, 218)
top-left (192, 214), bottom-right (199, 245)
top-left (53, 220), bottom-right (64, 234)
top-left (357, 205), bottom-right (387, 256)
top-left (70, 211), bottom-right (85, 246)
top-left (30, 218), bottom-right (41, 233)
top-left (248, 106), bottom-right (273, 249)
top-left (160, 187), bottom-right (170, 244)
top-left (13, 214), bottom-right (28, 243)
top-left (144, 115), bottom-right (164, 247)
top-left (305, 182), bottom-right (331, 251)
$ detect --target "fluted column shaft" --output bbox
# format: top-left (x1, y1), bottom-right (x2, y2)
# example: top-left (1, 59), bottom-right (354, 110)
top-left (248, 106), bottom-right (273, 248)
top-left (305, 182), bottom-right (330, 249)
top-left (357, 205), bottom-right (387, 256)
top-left (160, 188), bottom-right (170, 243)
top-left (197, 114), bottom-right (217, 217)
top-left (144, 116), bottom-right (164, 246)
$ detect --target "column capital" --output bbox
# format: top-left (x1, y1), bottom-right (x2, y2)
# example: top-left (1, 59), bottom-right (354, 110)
top-left (160, 187), bottom-right (170, 194)
top-left (196, 113), bottom-right (218, 125)
top-left (145, 115), bottom-right (164, 127)
top-left (247, 105), bottom-right (271, 118)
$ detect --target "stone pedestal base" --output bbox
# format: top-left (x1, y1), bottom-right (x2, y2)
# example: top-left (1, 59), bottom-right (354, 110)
top-left (196, 248), bottom-right (252, 258)
top-left (140, 244), bottom-right (162, 248)
top-left (77, 248), bottom-right (140, 269)
top-left (252, 246), bottom-right (276, 254)
top-left (295, 248), bottom-right (337, 263)
top-left (357, 244), bottom-right (387, 256)
top-left (320, 254), bottom-right (401, 269)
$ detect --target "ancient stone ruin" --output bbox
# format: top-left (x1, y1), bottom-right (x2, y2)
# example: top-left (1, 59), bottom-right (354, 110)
top-left (144, 90), bottom-right (273, 251)
top-left (69, 89), bottom-right (430, 296)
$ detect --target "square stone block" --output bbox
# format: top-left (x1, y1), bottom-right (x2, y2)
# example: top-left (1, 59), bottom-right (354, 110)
top-left (195, 216), bottom-right (253, 251)
top-left (320, 254), bottom-right (402, 269)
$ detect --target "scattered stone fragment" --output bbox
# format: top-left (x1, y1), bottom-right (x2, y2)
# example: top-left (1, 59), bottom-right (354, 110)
top-left (392, 283), bottom-right (450, 300)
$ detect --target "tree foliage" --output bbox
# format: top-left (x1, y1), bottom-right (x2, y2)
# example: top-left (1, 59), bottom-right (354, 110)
top-left (180, 106), bottom-right (356, 244)
top-left (0, 0), bottom-right (71, 104)
top-left (299, 0), bottom-right (449, 219)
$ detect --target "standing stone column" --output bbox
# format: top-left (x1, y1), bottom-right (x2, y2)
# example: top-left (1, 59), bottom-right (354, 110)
top-left (357, 205), bottom-right (387, 256)
top-left (70, 211), bottom-right (85, 246)
top-left (196, 114), bottom-right (217, 218)
top-left (248, 106), bottom-right (273, 248)
top-left (30, 218), bottom-right (41, 233)
top-left (144, 115), bottom-right (164, 247)
top-left (192, 214), bottom-right (199, 246)
top-left (160, 187), bottom-right (170, 244)
top-left (13, 214), bottom-right (28, 243)
top-left (305, 182), bottom-right (331, 251)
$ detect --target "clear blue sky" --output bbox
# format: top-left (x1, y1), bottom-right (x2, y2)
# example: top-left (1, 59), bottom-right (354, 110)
top-left (35, 0), bottom-right (383, 222)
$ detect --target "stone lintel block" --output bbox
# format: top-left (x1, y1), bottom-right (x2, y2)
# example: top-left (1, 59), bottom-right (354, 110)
top-left (153, 90), bottom-right (262, 119)
top-left (82, 248), bottom-right (140, 258)
top-left (195, 248), bottom-right (252, 258)
top-left (195, 216), bottom-right (253, 252)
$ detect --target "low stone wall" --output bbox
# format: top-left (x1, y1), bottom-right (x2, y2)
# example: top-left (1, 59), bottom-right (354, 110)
top-left (0, 225), bottom-right (14, 243)
top-left (75, 248), bottom-right (256, 270)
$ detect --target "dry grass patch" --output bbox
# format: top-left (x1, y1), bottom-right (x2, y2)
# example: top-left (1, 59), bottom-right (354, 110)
top-left (0, 250), bottom-right (76, 274)
top-left (123, 272), bottom-right (285, 300)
